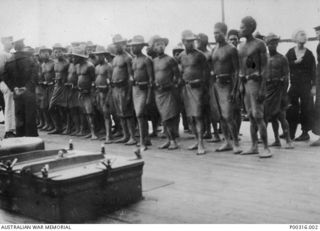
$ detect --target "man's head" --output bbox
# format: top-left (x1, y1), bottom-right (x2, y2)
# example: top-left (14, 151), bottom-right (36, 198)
top-left (1, 36), bottom-right (13, 52)
top-left (227, 29), bottom-right (239, 47)
top-left (95, 53), bottom-right (105, 64)
top-left (112, 34), bottom-right (127, 54)
top-left (13, 39), bottom-right (25, 52)
top-left (214, 22), bottom-right (228, 43)
top-left (71, 45), bottom-right (88, 64)
top-left (239, 16), bottom-right (257, 38)
top-left (154, 40), bottom-right (166, 55)
top-left (39, 50), bottom-right (51, 61)
top-left (292, 29), bottom-right (307, 44)
top-left (172, 43), bottom-right (184, 60)
top-left (196, 33), bottom-right (208, 49)
top-left (129, 35), bottom-right (147, 56)
top-left (54, 48), bottom-right (65, 60)
top-left (181, 30), bottom-right (196, 51)
top-left (265, 33), bottom-right (280, 54)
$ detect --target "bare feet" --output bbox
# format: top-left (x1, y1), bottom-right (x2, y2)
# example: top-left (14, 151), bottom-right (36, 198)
top-left (216, 142), bottom-right (232, 152)
top-left (197, 144), bottom-right (206, 155)
top-left (270, 141), bottom-right (281, 147)
top-left (233, 146), bottom-right (242, 154)
top-left (158, 141), bottom-right (170, 149)
top-left (168, 140), bottom-right (178, 150)
top-left (259, 148), bottom-right (272, 158)
top-left (125, 138), bottom-right (137, 145)
top-left (188, 142), bottom-right (198, 150)
top-left (241, 147), bottom-right (259, 155)
top-left (90, 134), bottom-right (98, 140)
top-left (310, 138), bottom-right (320, 147)
top-left (104, 138), bottom-right (112, 144)
top-left (284, 142), bottom-right (294, 149)
top-left (208, 134), bottom-right (221, 143)
top-left (114, 136), bottom-right (129, 143)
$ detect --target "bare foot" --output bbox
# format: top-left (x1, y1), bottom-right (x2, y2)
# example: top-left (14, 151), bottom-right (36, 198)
top-left (125, 138), bottom-right (137, 145)
top-left (233, 146), bottom-right (242, 154)
top-left (216, 142), bottom-right (233, 152)
top-left (91, 134), bottom-right (98, 140)
top-left (140, 145), bottom-right (147, 152)
top-left (114, 136), bottom-right (129, 143)
top-left (104, 138), bottom-right (112, 144)
top-left (158, 141), bottom-right (170, 149)
top-left (208, 134), bottom-right (221, 143)
top-left (259, 148), bottom-right (272, 158)
top-left (241, 147), bottom-right (259, 155)
top-left (284, 142), bottom-right (294, 149)
top-left (134, 149), bottom-right (142, 159)
top-left (168, 141), bottom-right (178, 150)
top-left (197, 145), bottom-right (206, 155)
top-left (270, 141), bottom-right (281, 147)
top-left (188, 142), bottom-right (198, 150)
top-left (84, 133), bottom-right (92, 139)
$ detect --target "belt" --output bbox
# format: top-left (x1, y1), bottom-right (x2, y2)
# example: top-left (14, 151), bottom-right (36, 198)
top-left (41, 81), bottom-right (54, 86)
top-left (78, 88), bottom-right (90, 94)
top-left (132, 80), bottom-right (149, 86)
top-left (155, 82), bottom-right (174, 91)
top-left (267, 78), bottom-right (285, 83)
top-left (183, 79), bottom-right (203, 88)
top-left (215, 74), bottom-right (232, 84)
top-left (111, 80), bottom-right (128, 88)
top-left (240, 74), bottom-right (261, 82)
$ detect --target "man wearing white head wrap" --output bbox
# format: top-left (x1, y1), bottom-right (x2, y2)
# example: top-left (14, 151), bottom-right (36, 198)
top-left (285, 29), bottom-right (316, 141)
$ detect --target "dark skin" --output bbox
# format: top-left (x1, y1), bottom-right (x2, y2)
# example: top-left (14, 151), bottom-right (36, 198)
top-left (66, 57), bottom-right (81, 136)
top-left (39, 50), bottom-right (55, 131)
top-left (112, 42), bottom-right (136, 145)
top-left (211, 26), bottom-right (241, 154)
top-left (179, 39), bottom-right (206, 155)
top-left (74, 56), bottom-right (98, 140)
top-left (266, 40), bottom-right (293, 149)
top-left (49, 48), bottom-right (69, 134)
top-left (153, 40), bottom-right (180, 150)
top-left (238, 21), bottom-right (271, 156)
top-left (95, 53), bottom-right (112, 143)
top-left (131, 44), bottom-right (154, 152)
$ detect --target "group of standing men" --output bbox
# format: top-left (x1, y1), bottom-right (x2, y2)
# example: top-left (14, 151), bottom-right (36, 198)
top-left (1, 16), bottom-right (320, 158)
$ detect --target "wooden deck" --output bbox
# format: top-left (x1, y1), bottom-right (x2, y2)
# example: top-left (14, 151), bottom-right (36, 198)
top-left (0, 122), bottom-right (320, 224)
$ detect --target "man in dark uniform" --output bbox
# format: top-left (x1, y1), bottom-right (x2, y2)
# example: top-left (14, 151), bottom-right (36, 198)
top-left (178, 30), bottom-right (207, 155)
top-left (2, 39), bottom-right (38, 137)
top-left (49, 44), bottom-right (69, 134)
top-left (311, 26), bottom-right (320, 146)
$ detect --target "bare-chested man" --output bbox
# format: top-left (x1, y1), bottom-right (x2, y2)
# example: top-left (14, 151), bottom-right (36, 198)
top-left (238, 16), bottom-right (272, 158)
top-left (127, 36), bottom-right (153, 152)
top-left (92, 45), bottom-right (113, 143)
top-left (65, 50), bottom-right (81, 136)
top-left (211, 22), bottom-right (242, 154)
top-left (197, 33), bottom-right (221, 142)
top-left (178, 30), bottom-right (206, 155)
top-left (49, 44), bottom-right (69, 134)
top-left (72, 45), bottom-right (98, 140)
top-left (153, 35), bottom-right (180, 150)
top-left (111, 34), bottom-right (136, 145)
top-left (264, 33), bottom-right (293, 149)
top-left (39, 47), bottom-right (55, 132)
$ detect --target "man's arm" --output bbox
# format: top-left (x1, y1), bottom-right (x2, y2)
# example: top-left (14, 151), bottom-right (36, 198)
top-left (145, 57), bottom-right (154, 104)
top-left (126, 55), bottom-right (133, 81)
top-left (231, 47), bottom-right (240, 101)
top-left (259, 42), bottom-right (268, 96)
top-left (170, 57), bottom-right (181, 85)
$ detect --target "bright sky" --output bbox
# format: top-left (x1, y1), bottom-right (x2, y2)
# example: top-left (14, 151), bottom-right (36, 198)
top-left (0, 0), bottom-right (320, 53)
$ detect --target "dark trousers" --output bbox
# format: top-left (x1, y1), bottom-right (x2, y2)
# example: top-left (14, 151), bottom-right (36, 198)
top-left (287, 84), bottom-right (313, 137)
top-left (14, 90), bottom-right (38, 137)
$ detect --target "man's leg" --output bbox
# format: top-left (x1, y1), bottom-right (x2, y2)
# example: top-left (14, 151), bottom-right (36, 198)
top-left (241, 115), bottom-right (259, 155)
top-left (195, 117), bottom-right (205, 155)
top-left (278, 112), bottom-right (294, 149)
top-left (48, 106), bottom-right (63, 134)
top-left (256, 116), bottom-right (272, 158)
top-left (167, 116), bottom-right (179, 150)
top-left (295, 86), bottom-right (312, 141)
top-left (24, 91), bottom-right (38, 137)
top-left (115, 118), bottom-right (130, 143)
top-left (70, 107), bottom-right (81, 136)
top-left (187, 117), bottom-right (198, 150)
top-left (14, 96), bottom-right (25, 137)
top-left (125, 117), bottom-right (137, 145)
top-left (270, 119), bottom-right (281, 147)
top-left (137, 117), bottom-right (147, 151)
